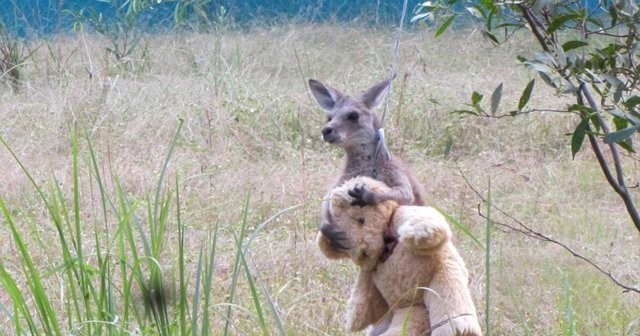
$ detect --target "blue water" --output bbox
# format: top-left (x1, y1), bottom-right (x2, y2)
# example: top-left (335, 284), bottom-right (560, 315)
top-left (0, 0), bottom-right (416, 36)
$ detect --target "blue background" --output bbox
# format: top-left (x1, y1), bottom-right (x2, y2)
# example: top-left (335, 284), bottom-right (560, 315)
top-left (0, 0), bottom-right (419, 36)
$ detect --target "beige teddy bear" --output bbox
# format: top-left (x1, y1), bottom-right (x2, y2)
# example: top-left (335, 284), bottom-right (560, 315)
top-left (317, 176), bottom-right (482, 336)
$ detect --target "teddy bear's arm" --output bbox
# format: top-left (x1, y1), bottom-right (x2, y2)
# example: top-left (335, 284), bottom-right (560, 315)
top-left (344, 271), bottom-right (390, 332)
top-left (395, 206), bottom-right (452, 254)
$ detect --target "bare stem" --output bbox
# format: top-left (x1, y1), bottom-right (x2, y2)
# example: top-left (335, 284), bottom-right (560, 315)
top-left (577, 84), bottom-right (640, 234)
top-left (461, 171), bottom-right (640, 294)
top-left (518, 4), bottom-right (551, 53)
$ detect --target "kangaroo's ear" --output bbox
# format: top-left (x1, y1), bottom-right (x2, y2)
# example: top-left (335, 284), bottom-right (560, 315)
top-left (358, 74), bottom-right (396, 109)
top-left (309, 79), bottom-right (343, 111)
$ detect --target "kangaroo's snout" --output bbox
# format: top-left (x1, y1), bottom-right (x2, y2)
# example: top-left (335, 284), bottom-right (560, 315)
top-left (322, 126), bottom-right (338, 143)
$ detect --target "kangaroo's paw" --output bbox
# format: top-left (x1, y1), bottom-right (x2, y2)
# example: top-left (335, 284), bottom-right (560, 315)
top-left (348, 184), bottom-right (378, 207)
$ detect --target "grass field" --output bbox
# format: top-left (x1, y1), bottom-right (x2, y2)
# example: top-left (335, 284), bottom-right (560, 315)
top-left (0, 23), bottom-right (639, 335)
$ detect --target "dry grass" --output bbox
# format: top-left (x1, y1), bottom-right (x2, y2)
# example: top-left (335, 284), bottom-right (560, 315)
top-left (0, 23), bottom-right (639, 335)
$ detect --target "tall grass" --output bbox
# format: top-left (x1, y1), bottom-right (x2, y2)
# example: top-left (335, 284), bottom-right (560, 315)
top-left (0, 122), bottom-right (287, 335)
top-left (0, 24), bottom-right (638, 335)
top-left (484, 179), bottom-right (492, 336)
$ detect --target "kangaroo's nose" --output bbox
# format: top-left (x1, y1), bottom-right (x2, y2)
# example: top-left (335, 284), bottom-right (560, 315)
top-left (322, 126), bottom-right (333, 137)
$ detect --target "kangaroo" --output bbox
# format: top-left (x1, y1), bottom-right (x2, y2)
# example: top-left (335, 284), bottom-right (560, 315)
top-left (309, 77), bottom-right (425, 248)
top-left (309, 77), bottom-right (427, 335)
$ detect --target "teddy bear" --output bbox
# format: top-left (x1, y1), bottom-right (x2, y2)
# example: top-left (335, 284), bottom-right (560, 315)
top-left (317, 176), bottom-right (482, 336)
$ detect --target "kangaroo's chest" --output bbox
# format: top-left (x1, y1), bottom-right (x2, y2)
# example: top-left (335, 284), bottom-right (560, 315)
top-left (342, 162), bottom-right (398, 184)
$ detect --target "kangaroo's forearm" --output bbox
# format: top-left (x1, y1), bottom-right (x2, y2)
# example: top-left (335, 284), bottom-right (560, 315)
top-left (376, 186), bottom-right (415, 205)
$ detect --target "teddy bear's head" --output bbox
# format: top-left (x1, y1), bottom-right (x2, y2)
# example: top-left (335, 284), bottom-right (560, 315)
top-left (318, 176), bottom-right (399, 271)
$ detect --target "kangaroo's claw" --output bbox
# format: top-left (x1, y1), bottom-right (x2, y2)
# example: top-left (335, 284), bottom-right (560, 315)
top-left (348, 184), bottom-right (377, 207)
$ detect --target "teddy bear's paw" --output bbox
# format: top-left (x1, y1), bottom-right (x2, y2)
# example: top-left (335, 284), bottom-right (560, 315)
top-left (431, 315), bottom-right (482, 336)
top-left (398, 221), bottom-right (446, 252)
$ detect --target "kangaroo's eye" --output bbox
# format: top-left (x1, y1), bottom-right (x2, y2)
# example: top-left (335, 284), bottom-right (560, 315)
top-left (347, 111), bottom-right (359, 122)
top-left (327, 116), bottom-right (332, 122)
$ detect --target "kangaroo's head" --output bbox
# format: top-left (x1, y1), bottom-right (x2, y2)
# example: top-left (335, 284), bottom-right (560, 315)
top-left (308, 77), bottom-right (393, 151)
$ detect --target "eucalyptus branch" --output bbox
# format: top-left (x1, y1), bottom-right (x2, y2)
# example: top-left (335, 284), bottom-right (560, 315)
top-left (579, 84), bottom-right (626, 186)
top-left (460, 171), bottom-right (640, 294)
top-left (475, 108), bottom-right (581, 119)
top-left (518, 4), bottom-right (551, 53)
top-left (578, 84), bottom-right (640, 233)
top-left (515, 0), bottom-right (640, 235)
top-left (583, 121), bottom-right (624, 194)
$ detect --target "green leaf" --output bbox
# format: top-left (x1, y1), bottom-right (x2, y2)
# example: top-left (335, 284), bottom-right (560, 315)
top-left (618, 140), bottom-right (635, 153)
top-left (471, 91), bottom-right (484, 113)
top-left (562, 40), bottom-right (589, 51)
top-left (587, 17), bottom-right (605, 30)
top-left (466, 6), bottom-right (484, 19)
top-left (624, 96), bottom-right (640, 109)
top-left (435, 15), bottom-right (456, 37)
top-left (518, 79), bottom-right (535, 111)
top-left (609, 4), bottom-right (618, 26)
top-left (482, 30), bottom-right (499, 44)
top-left (472, 91), bottom-right (483, 106)
top-left (571, 118), bottom-right (589, 158)
top-left (480, 0), bottom-right (495, 9)
top-left (538, 71), bottom-right (558, 88)
top-left (547, 13), bottom-right (580, 34)
top-left (411, 12), bottom-right (433, 23)
top-left (604, 125), bottom-right (640, 144)
top-left (490, 83), bottom-right (503, 115)
top-left (613, 116), bottom-right (629, 131)
top-left (568, 104), bottom-right (596, 114)
top-left (589, 115), bottom-right (601, 133)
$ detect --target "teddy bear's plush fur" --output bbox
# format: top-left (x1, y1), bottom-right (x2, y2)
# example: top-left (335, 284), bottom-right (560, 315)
top-left (317, 176), bottom-right (481, 336)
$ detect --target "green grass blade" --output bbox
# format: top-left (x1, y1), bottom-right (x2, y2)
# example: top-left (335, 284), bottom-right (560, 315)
top-left (0, 197), bottom-right (61, 336)
top-left (191, 246), bottom-right (204, 336)
top-left (562, 271), bottom-right (575, 336)
top-left (49, 181), bottom-right (83, 328)
top-left (176, 176), bottom-right (187, 336)
top-left (85, 130), bottom-right (115, 230)
top-left (0, 135), bottom-right (51, 210)
top-left (512, 294), bottom-right (533, 334)
top-left (201, 221), bottom-right (219, 336)
top-left (114, 175), bottom-right (143, 327)
top-left (71, 128), bottom-right (96, 332)
top-left (153, 119), bottom-right (183, 222)
top-left (0, 260), bottom-right (39, 334)
top-left (234, 234), bottom-right (268, 335)
top-left (242, 203), bottom-right (305, 254)
top-left (223, 195), bottom-right (251, 335)
top-left (85, 131), bottom-right (120, 334)
top-left (485, 179), bottom-right (492, 336)
top-left (246, 252), bottom-right (286, 335)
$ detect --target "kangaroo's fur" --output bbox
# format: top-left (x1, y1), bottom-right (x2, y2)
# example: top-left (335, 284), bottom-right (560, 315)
top-left (308, 77), bottom-right (425, 229)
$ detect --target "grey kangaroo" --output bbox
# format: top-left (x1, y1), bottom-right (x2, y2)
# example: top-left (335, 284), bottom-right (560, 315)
top-left (309, 77), bottom-right (425, 250)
